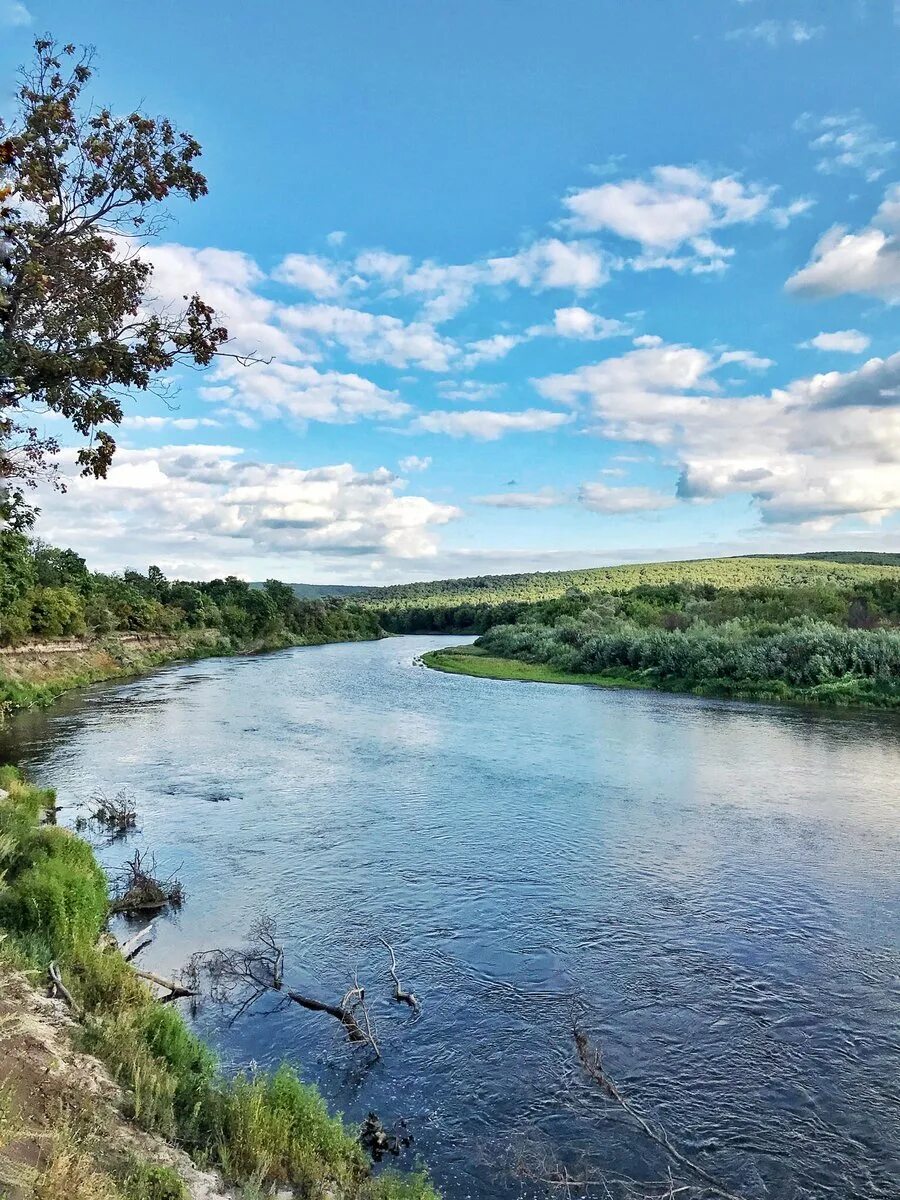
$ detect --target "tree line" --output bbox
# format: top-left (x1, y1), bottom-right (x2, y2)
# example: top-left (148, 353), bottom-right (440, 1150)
top-left (0, 529), bottom-right (381, 648)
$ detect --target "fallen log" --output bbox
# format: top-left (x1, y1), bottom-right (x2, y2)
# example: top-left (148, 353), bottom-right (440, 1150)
top-left (119, 923), bottom-right (155, 962)
top-left (134, 968), bottom-right (196, 1001)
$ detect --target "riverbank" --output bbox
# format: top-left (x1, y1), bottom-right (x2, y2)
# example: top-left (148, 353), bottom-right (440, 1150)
top-left (0, 766), bottom-right (436, 1199)
top-left (421, 643), bottom-right (900, 708)
top-left (421, 645), bottom-right (652, 691)
top-left (0, 628), bottom-right (383, 722)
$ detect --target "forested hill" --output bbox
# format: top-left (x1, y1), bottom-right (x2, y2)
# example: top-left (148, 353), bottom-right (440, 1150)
top-left (365, 553), bottom-right (900, 709)
top-left (356, 553), bottom-right (900, 614)
top-left (251, 582), bottom-right (373, 599)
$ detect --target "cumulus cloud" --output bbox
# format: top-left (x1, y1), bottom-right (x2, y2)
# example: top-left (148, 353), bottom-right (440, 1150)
top-left (201, 360), bottom-right (409, 425)
top-left (562, 166), bottom-right (807, 273)
top-left (474, 489), bottom-right (565, 509)
top-left (280, 303), bottom-right (458, 371)
top-left (579, 482), bottom-right (676, 513)
top-left (488, 238), bottom-right (611, 291)
top-left (797, 112), bottom-right (895, 182)
top-left (35, 445), bottom-right (460, 572)
top-left (528, 306), bottom-right (633, 340)
top-left (801, 329), bottom-right (871, 353)
top-left (399, 455), bottom-right (432, 473)
top-left (535, 340), bottom-right (900, 528)
top-left (144, 243), bottom-right (299, 362)
top-left (413, 409), bottom-right (571, 440)
top-left (717, 349), bottom-right (774, 370)
top-left (273, 253), bottom-right (347, 297)
top-left (786, 184), bottom-right (900, 302)
top-left (461, 333), bottom-right (525, 366)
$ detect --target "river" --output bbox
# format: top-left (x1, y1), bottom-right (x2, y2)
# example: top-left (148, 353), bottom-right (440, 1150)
top-left (1, 635), bottom-right (898, 1199)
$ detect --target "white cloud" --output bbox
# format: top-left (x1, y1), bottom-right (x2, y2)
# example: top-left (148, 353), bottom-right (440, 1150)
top-left (537, 343), bottom-right (718, 422)
top-left (786, 186), bottom-right (900, 302)
top-left (726, 20), bottom-right (823, 45)
top-left (801, 329), bottom-right (872, 353)
top-left (414, 409), bottom-right (571, 440)
top-left (462, 333), bottom-right (525, 365)
top-left (326, 230), bottom-right (347, 247)
top-left (717, 349), bottom-right (774, 370)
top-left (0, 1), bottom-right (30, 26)
top-left (399, 455), bottom-right (431, 473)
top-left (536, 341), bottom-right (900, 528)
top-left (280, 303), bottom-right (457, 371)
top-left (35, 445), bottom-right (460, 571)
top-left (121, 415), bottom-right (221, 431)
top-left (273, 253), bottom-right (347, 297)
top-left (529, 306), bottom-right (632, 340)
top-left (474, 489), bottom-right (565, 509)
top-left (391, 260), bottom-right (483, 323)
top-left (202, 359), bottom-right (409, 425)
top-left (797, 112), bottom-right (895, 182)
top-left (488, 238), bottom-right (610, 291)
top-left (579, 482), bottom-right (676, 513)
top-left (562, 165), bottom-right (805, 273)
top-left (436, 380), bottom-right (507, 403)
top-left (143, 242), bottom-right (299, 362)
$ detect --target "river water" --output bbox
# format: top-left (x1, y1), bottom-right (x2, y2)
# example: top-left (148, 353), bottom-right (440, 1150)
top-left (1, 635), bottom-right (898, 1199)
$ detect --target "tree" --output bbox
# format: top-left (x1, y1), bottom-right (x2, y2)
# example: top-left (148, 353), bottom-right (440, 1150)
top-left (0, 37), bottom-right (230, 510)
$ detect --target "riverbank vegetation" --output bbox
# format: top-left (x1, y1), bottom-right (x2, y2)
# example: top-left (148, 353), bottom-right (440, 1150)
top-left (0, 766), bottom-right (437, 1199)
top-left (383, 555), bottom-right (900, 708)
top-left (0, 532), bottom-right (382, 717)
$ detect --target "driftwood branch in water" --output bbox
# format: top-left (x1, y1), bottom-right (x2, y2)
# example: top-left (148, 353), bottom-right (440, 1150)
top-left (134, 968), bottom-right (197, 1001)
top-left (379, 937), bottom-right (420, 1012)
top-left (187, 916), bottom-right (381, 1055)
top-left (119, 923), bottom-right (155, 962)
top-left (573, 1025), bottom-right (745, 1200)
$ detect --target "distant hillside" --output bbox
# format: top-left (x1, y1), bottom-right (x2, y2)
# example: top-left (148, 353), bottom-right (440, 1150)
top-left (355, 553), bottom-right (900, 612)
top-left (252, 582), bottom-right (372, 599)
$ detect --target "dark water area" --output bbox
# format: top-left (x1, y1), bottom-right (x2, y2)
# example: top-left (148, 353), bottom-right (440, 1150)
top-left (2, 635), bottom-right (899, 1199)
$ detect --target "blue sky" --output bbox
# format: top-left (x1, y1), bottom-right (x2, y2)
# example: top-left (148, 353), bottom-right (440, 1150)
top-left (2, 0), bottom-right (898, 581)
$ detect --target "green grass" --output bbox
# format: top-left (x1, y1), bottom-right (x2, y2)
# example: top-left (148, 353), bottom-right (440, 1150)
top-left (421, 645), bottom-right (900, 708)
top-left (0, 767), bottom-right (438, 1200)
top-left (422, 645), bottom-right (652, 690)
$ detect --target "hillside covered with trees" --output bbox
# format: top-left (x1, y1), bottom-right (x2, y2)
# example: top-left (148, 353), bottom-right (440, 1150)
top-left (363, 555), bottom-right (900, 708)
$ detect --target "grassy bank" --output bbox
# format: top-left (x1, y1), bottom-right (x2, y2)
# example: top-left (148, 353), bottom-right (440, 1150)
top-left (422, 644), bottom-right (900, 708)
top-left (0, 767), bottom-right (436, 1200)
top-left (422, 645), bottom-right (652, 691)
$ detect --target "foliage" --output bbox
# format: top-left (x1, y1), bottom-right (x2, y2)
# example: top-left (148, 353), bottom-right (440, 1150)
top-left (361, 553), bottom-right (900, 628)
top-left (0, 767), bottom-right (438, 1199)
top-left (0, 37), bottom-right (227, 506)
top-left (0, 531), bottom-right (384, 652)
top-left (470, 614), bottom-right (900, 707)
top-left (121, 1162), bottom-right (189, 1200)
top-left (376, 555), bottom-right (900, 708)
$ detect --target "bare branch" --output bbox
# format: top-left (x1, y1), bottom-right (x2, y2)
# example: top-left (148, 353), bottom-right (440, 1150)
top-left (573, 1026), bottom-right (745, 1200)
top-left (379, 936), bottom-right (420, 1012)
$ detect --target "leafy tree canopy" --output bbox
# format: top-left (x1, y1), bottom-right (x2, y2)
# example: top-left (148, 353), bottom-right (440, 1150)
top-left (0, 37), bottom-right (229, 517)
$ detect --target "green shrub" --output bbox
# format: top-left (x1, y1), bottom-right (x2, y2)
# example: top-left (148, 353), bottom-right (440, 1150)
top-left (0, 849), bottom-right (108, 957)
top-left (214, 1066), bottom-right (365, 1193)
top-left (122, 1161), bottom-right (189, 1200)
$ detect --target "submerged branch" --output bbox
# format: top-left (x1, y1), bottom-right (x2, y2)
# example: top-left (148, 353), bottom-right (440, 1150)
top-left (573, 1026), bottom-right (745, 1200)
